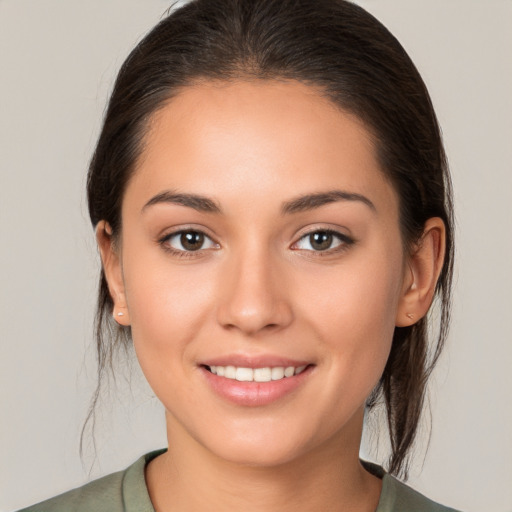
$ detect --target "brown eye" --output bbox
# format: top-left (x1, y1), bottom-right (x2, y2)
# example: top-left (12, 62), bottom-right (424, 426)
top-left (180, 231), bottom-right (205, 251)
top-left (293, 229), bottom-right (353, 253)
top-left (309, 231), bottom-right (333, 251)
top-left (162, 230), bottom-right (218, 253)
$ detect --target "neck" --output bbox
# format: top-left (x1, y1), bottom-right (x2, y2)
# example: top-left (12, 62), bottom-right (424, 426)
top-left (146, 409), bottom-right (381, 512)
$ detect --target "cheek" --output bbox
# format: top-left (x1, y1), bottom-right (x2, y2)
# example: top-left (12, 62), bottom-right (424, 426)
top-left (121, 249), bottom-right (218, 368)
top-left (298, 246), bottom-right (404, 377)
top-left (127, 268), bottom-right (210, 330)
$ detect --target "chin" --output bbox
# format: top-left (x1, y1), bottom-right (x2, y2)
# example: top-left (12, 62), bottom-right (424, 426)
top-left (211, 438), bottom-right (308, 468)
top-left (196, 418), bottom-right (330, 468)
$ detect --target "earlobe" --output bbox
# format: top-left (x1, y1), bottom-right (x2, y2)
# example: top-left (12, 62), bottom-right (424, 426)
top-left (96, 220), bottom-right (131, 326)
top-left (396, 217), bottom-right (446, 327)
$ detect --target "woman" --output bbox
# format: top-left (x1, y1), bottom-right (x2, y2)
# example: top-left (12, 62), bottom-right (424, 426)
top-left (20, 0), bottom-right (458, 510)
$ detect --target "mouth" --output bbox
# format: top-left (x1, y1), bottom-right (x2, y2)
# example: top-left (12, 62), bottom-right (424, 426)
top-left (200, 361), bottom-right (313, 406)
top-left (204, 364), bottom-right (308, 382)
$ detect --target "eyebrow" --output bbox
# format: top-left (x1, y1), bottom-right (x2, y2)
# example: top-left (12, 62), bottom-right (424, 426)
top-left (281, 190), bottom-right (376, 215)
top-left (141, 188), bottom-right (376, 216)
top-left (142, 190), bottom-right (222, 214)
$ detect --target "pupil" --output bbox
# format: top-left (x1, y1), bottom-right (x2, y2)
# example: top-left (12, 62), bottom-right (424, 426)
top-left (310, 232), bottom-right (332, 251)
top-left (181, 231), bottom-right (204, 251)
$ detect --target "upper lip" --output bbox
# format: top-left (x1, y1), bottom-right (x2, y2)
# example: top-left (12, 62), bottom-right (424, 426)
top-left (201, 354), bottom-right (312, 368)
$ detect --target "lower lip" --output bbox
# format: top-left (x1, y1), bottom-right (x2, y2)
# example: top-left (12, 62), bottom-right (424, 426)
top-left (201, 366), bottom-right (312, 407)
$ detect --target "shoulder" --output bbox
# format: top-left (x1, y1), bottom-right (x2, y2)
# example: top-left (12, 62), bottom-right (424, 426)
top-left (379, 473), bottom-right (461, 512)
top-left (17, 450), bottom-right (164, 512)
top-left (361, 460), bottom-right (461, 512)
top-left (17, 470), bottom-right (125, 512)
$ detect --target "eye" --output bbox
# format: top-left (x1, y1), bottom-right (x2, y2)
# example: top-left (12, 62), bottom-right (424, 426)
top-left (162, 230), bottom-right (218, 252)
top-left (293, 230), bottom-right (353, 252)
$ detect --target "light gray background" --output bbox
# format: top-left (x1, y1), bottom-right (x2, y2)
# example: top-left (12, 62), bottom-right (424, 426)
top-left (1, 1), bottom-right (511, 511)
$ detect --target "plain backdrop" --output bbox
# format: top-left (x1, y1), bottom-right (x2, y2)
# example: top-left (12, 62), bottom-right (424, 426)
top-left (1, 1), bottom-right (511, 511)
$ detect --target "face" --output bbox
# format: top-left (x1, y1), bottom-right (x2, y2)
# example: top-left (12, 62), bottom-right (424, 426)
top-left (105, 80), bottom-right (412, 467)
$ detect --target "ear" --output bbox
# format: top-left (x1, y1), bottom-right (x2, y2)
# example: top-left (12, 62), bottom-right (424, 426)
top-left (96, 220), bottom-right (131, 326)
top-left (396, 217), bottom-right (446, 327)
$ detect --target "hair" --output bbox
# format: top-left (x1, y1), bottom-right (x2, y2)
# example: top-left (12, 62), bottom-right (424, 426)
top-left (85, 0), bottom-right (454, 479)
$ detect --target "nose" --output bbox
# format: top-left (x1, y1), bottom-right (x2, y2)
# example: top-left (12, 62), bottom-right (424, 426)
top-left (216, 247), bottom-right (294, 336)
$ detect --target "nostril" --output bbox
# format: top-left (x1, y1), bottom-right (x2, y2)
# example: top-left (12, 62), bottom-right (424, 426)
top-left (216, 288), bottom-right (294, 335)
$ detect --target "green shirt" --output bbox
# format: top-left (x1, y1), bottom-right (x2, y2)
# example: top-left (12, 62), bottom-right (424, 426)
top-left (19, 450), bottom-right (460, 512)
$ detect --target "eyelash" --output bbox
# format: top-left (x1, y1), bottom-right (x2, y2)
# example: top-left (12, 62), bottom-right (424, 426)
top-left (291, 229), bottom-right (354, 256)
top-left (158, 228), bottom-right (354, 258)
top-left (158, 229), bottom-right (219, 258)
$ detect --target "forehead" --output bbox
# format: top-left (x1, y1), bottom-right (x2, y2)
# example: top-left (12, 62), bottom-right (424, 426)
top-left (126, 80), bottom-right (397, 217)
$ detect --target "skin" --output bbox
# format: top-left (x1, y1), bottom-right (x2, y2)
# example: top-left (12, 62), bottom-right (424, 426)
top-left (98, 80), bottom-right (445, 512)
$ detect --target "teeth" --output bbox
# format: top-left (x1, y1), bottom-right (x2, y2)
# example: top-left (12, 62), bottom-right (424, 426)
top-left (271, 367), bottom-right (284, 380)
top-left (284, 366), bottom-right (294, 378)
top-left (235, 367), bottom-right (253, 381)
top-left (225, 366), bottom-right (236, 379)
top-left (207, 364), bottom-right (307, 382)
top-left (254, 367), bottom-right (272, 382)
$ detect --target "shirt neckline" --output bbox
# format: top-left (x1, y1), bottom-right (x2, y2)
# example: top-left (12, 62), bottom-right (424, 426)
top-left (122, 450), bottom-right (395, 512)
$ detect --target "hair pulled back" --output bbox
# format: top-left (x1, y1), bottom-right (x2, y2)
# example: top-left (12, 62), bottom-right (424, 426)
top-left (86, 0), bottom-right (454, 479)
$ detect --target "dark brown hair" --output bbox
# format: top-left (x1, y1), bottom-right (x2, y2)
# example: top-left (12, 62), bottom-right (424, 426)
top-left (85, 0), bottom-right (454, 479)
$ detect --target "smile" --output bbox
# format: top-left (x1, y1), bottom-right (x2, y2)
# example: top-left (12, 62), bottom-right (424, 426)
top-left (207, 365), bottom-right (307, 382)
